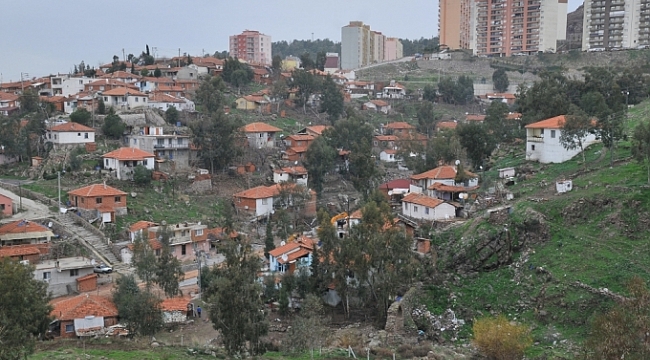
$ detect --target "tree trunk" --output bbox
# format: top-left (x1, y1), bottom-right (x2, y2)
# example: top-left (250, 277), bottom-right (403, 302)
top-left (580, 141), bottom-right (587, 171)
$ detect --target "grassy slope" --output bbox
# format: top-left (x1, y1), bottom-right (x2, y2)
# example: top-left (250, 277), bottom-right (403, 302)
top-left (422, 101), bottom-right (650, 358)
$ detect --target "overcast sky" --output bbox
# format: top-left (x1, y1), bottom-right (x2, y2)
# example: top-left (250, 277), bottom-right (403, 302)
top-left (0, 0), bottom-right (583, 82)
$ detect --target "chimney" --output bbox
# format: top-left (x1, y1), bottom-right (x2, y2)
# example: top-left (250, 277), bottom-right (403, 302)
top-left (103, 181), bottom-right (106, 189)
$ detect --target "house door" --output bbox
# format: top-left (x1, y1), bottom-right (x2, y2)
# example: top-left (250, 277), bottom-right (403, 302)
top-left (102, 212), bottom-right (112, 223)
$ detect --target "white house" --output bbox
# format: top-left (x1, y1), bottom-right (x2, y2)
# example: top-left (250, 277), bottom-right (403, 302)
top-left (101, 87), bottom-right (148, 111)
top-left (233, 186), bottom-right (276, 217)
top-left (46, 122), bottom-right (95, 147)
top-left (127, 220), bottom-right (157, 242)
top-left (148, 92), bottom-right (195, 112)
top-left (242, 122), bottom-right (281, 149)
top-left (273, 166), bottom-right (308, 186)
top-left (378, 81), bottom-right (406, 99)
top-left (268, 236), bottom-right (316, 274)
top-left (410, 165), bottom-right (479, 195)
top-left (102, 147), bottom-right (155, 180)
top-left (33, 257), bottom-right (96, 297)
top-left (364, 100), bottom-right (391, 114)
top-left (379, 149), bottom-right (398, 162)
top-left (401, 193), bottom-right (456, 221)
top-left (525, 115), bottom-right (599, 163)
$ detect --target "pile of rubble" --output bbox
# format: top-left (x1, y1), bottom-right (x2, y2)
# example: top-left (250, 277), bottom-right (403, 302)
top-left (411, 306), bottom-right (465, 343)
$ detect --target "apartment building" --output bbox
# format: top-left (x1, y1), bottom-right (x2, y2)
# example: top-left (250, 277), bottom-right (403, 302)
top-left (229, 30), bottom-right (272, 65)
top-left (582, 0), bottom-right (650, 51)
top-left (341, 22), bottom-right (403, 69)
top-left (384, 37), bottom-right (404, 61)
top-left (441, 0), bottom-right (567, 56)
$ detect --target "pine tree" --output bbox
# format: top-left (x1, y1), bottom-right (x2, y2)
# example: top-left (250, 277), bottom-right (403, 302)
top-left (265, 220), bottom-right (274, 258)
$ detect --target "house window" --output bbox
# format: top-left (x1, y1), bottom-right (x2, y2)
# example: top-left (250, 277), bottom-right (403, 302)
top-left (84, 133), bottom-right (89, 139)
top-left (531, 144), bottom-right (535, 151)
top-left (262, 198), bottom-right (268, 205)
top-left (143, 159), bottom-right (148, 166)
top-left (105, 159), bottom-right (109, 166)
top-left (81, 197), bottom-right (85, 203)
top-left (70, 269), bottom-right (79, 277)
top-left (181, 244), bottom-right (186, 255)
top-left (155, 249), bottom-right (161, 256)
top-left (65, 324), bottom-right (74, 333)
top-left (77, 133), bottom-right (81, 137)
top-left (178, 138), bottom-right (183, 145)
top-left (43, 272), bottom-right (51, 280)
top-left (195, 229), bottom-right (203, 236)
top-left (135, 97), bottom-right (139, 102)
top-left (414, 206), bottom-right (418, 213)
top-left (0, 204), bottom-right (4, 210)
top-left (550, 130), bottom-right (556, 138)
top-left (96, 197), bottom-right (102, 204)
top-left (114, 196), bottom-right (121, 203)
top-left (425, 207), bottom-right (430, 215)
top-left (104, 97), bottom-right (108, 102)
top-left (48, 133), bottom-right (51, 139)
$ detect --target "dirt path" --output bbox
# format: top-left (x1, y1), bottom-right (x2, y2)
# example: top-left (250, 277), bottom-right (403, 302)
top-left (0, 183), bottom-right (52, 222)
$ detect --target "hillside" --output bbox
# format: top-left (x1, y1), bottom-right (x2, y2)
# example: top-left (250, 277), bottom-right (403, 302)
top-left (418, 101), bottom-right (650, 358)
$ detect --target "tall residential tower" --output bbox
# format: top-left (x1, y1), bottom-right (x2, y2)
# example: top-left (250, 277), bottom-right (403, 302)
top-left (229, 30), bottom-right (272, 65)
top-left (341, 21), bottom-right (403, 69)
top-left (582, 0), bottom-right (650, 51)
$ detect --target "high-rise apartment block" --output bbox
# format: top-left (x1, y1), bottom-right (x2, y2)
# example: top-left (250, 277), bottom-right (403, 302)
top-left (439, 0), bottom-right (567, 57)
top-left (229, 30), bottom-right (272, 65)
top-left (341, 21), bottom-right (403, 69)
top-left (582, 0), bottom-right (650, 51)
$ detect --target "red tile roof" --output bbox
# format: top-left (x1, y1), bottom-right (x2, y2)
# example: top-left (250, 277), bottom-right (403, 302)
top-left (242, 122), bottom-right (281, 133)
top-left (506, 112), bottom-right (522, 120)
top-left (305, 125), bottom-right (330, 135)
top-left (402, 193), bottom-right (445, 208)
top-left (126, 239), bottom-right (162, 251)
top-left (275, 166), bottom-right (308, 175)
top-left (160, 297), bottom-right (191, 311)
top-left (375, 135), bottom-right (398, 142)
top-left (0, 92), bottom-right (20, 102)
top-left (128, 221), bottom-right (157, 233)
top-left (379, 179), bottom-right (411, 190)
top-left (101, 87), bottom-right (147, 97)
top-left (370, 100), bottom-right (389, 107)
top-left (233, 185), bottom-right (276, 199)
top-left (51, 295), bottom-right (118, 321)
top-left (525, 115), bottom-right (567, 129)
top-left (0, 245), bottom-right (41, 258)
top-left (206, 227), bottom-right (239, 240)
top-left (268, 241), bottom-right (301, 258)
top-left (436, 121), bottom-right (458, 130)
top-left (50, 122), bottom-right (95, 132)
top-left (0, 220), bottom-right (50, 236)
top-left (68, 184), bottom-right (127, 198)
top-left (381, 149), bottom-right (397, 154)
top-left (286, 146), bottom-right (308, 154)
top-left (384, 122), bottom-right (414, 130)
top-left (285, 134), bottom-right (315, 142)
top-left (465, 114), bottom-right (486, 122)
top-left (278, 248), bottom-right (310, 264)
top-left (103, 147), bottom-right (155, 161)
top-left (411, 165), bottom-right (477, 181)
top-left (75, 273), bottom-right (98, 282)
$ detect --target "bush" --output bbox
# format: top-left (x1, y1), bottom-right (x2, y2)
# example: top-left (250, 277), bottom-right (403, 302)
top-left (472, 315), bottom-right (532, 360)
top-left (102, 111), bottom-right (125, 139)
top-left (132, 165), bottom-right (152, 186)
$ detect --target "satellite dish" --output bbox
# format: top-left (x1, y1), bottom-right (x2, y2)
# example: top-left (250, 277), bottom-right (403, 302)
top-left (48, 222), bottom-right (53, 228)
top-left (280, 241), bottom-right (286, 246)
top-left (197, 221), bottom-right (201, 225)
top-left (455, 160), bottom-right (461, 166)
top-left (281, 253), bottom-right (288, 262)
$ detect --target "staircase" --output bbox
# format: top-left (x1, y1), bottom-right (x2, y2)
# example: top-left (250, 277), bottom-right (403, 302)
top-left (55, 214), bottom-right (128, 272)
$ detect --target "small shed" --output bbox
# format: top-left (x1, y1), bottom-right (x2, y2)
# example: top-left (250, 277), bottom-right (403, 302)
top-left (160, 297), bottom-right (191, 324)
top-left (556, 180), bottom-right (573, 193)
top-left (498, 167), bottom-right (516, 179)
top-left (31, 156), bottom-right (43, 167)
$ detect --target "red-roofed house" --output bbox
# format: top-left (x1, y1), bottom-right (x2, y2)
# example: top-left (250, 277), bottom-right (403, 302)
top-left (410, 165), bottom-right (479, 196)
top-left (300, 125), bottom-right (331, 137)
top-left (273, 166), bottom-right (308, 186)
top-left (68, 184), bottom-right (127, 223)
top-left (35, 257), bottom-right (96, 297)
top-left (364, 100), bottom-right (391, 114)
top-left (49, 294), bottom-right (118, 338)
top-left (236, 94), bottom-right (271, 114)
top-left (0, 92), bottom-right (20, 116)
top-left (379, 149), bottom-right (398, 162)
top-left (128, 220), bottom-right (158, 242)
top-left (0, 245), bottom-right (41, 262)
top-left (401, 193), bottom-right (456, 221)
top-left (383, 122), bottom-right (415, 137)
top-left (103, 147), bottom-right (155, 180)
top-left (100, 87), bottom-right (148, 110)
top-left (160, 297), bottom-right (191, 323)
top-left (121, 238), bottom-right (162, 265)
top-left (242, 122), bottom-right (281, 148)
top-left (46, 122), bottom-right (95, 148)
top-left (0, 220), bottom-right (54, 246)
top-left (283, 134), bottom-right (315, 162)
top-left (268, 236), bottom-right (316, 274)
top-left (378, 179), bottom-right (411, 200)
top-left (465, 114), bottom-right (486, 123)
top-left (233, 185), bottom-right (276, 217)
top-left (525, 115), bottom-right (598, 163)
top-left (436, 121), bottom-right (458, 131)
top-left (0, 193), bottom-right (13, 216)
top-left (145, 222), bottom-right (209, 262)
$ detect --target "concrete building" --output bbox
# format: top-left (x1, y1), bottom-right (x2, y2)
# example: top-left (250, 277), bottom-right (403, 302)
top-left (229, 30), bottom-right (272, 65)
top-left (582, 0), bottom-right (650, 51)
top-left (341, 21), bottom-right (372, 69)
top-left (46, 122), bottom-right (95, 148)
top-left (525, 115), bottom-right (599, 163)
top-left (441, 0), bottom-right (568, 56)
top-left (125, 126), bottom-right (192, 171)
top-left (34, 257), bottom-right (96, 297)
top-left (102, 147), bottom-right (155, 181)
top-left (384, 37), bottom-right (404, 61)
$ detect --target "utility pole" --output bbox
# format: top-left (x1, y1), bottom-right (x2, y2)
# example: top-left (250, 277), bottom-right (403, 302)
top-left (58, 171), bottom-right (61, 211)
top-left (18, 182), bottom-right (22, 211)
top-left (122, 48), bottom-right (126, 62)
top-left (178, 48), bottom-right (181, 67)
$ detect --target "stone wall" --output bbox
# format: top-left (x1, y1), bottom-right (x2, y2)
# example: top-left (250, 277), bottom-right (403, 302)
top-left (188, 178), bottom-right (212, 194)
top-left (384, 286), bottom-right (420, 336)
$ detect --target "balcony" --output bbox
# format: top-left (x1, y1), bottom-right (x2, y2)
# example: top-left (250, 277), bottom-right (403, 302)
top-left (153, 142), bottom-right (189, 149)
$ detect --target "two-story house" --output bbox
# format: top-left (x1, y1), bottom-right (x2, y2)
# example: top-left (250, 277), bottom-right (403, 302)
top-left (46, 122), bottom-right (95, 148)
top-left (0, 92), bottom-right (20, 116)
top-left (103, 147), bottom-right (155, 180)
top-left (283, 134), bottom-right (315, 162)
top-left (34, 256), bottom-right (96, 297)
top-left (125, 127), bottom-right (191, 170)
top-left (242, 122), bottom-right (281, 148)
top-left (68, 183), bottom-right (127, 223)
top-left (233, 185), bottom-right (276, 217)
top-left (0, 220), bottom-right (53, 246)
top-left (273, 166), bottom-right (308, 186)
top-left (268, 236), bottom-right (316, 274)
top-left (525, 115), bottom-right (599, 164)
top-left (146, 223), bottom-right (208, 262)
top-left (401, 193), bottom-right (457, 221)
top-left (147, 92), bottom-right (195, 112)
top-left (410, 165), bottom-right (479, 200)
top-left (101, 87), bottom-right (148, 111)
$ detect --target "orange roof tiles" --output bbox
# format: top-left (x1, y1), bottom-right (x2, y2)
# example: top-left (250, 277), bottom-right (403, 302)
top-left (103, 147), bottom-right (155, 161)
top-left (126, 239), bottom-right (162, 251)
top-left (243, 122), bottom-right (281, 133)
top-left (465, 114), bottom-right (486, 122)
top-left (233, 185), bottom-right (276, 199)
top-left (149, 92), bottom-right (184, 103)
top-left (160, 297), bottom-right (191, 311)
top-left (51, 295), bottom-right (118, 321)
top-left (285, 134), bottom-right (315, 141)
top-left (349, 209), bottom-right (363, 219)
top-left (268, 241), bottom-right (301, 258)
top-left (375, 135), bottom-right (398, 141)
top-left (275, 166), bottom-right (308, 175)
top-left (0, 220), bottom-right (50, 236)
top-left (525, 115), bottom-right (567, 129)
top-left (506, 112), bottom-right (522, 120)
top-left (411, 165), bottom-right (478, 181)
top-left (0, 245), bottom-right (41, 258)
top-left (402, 193), bottom-right (445, 208)
top-left (101, 87), bottom-right (147, 97)
top-left (49, 122), bottom-right (95, 132)
top-left (278, 248), bottom-right (311, 264)
top-left (382, 149), bottom-right (397, 154)
top-left (384, 122), bottom-right (414, 129)
top-left (75, 273), bottom-right (98, 282)
top-left (206, 227), bottom-right (239, 240)
top-left (436, 121), bottom-right (458, 130)
top-left (68, 184), bottom-right (127, 198)
top-left (370, 100), bottom-right (389, 107)
top-left (305, 125), bottom-right (330, 135)
top-left (128, 221), bottom-right (157, 233)
top-left (0, 92), bottom-right (20, 102)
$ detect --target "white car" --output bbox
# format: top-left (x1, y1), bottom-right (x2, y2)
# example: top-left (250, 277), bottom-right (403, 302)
top-left (93, 264), bottom-right (113, 274)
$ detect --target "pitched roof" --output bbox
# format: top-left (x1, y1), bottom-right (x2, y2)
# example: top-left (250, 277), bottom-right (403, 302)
top-left (68, 184), bottom-right (127, 197)
top-left (275, 166), bottom-right (308, 175)
top-left (278, 248), bottom-right (310, 264)
top-left (506, 112), bottom-right (522, 120)
top-left (268, 241), bottom-right (301, 258)
top-left (0, 220), bottom-right (50, 236)
top-left (233, 185), bottom-right (276, 199)
top-left (205, 227), bottom-right (239, 240)
top-left (384, 122), bottom-right (414, 130)
top-left (465, 114), bottom-right (486, 122)
top-left (411, 165), bottom-right (478, 181)
top-left (370, 100), bottom-right (389, 107)
top-left (402, 193), bottom-right (445, 208)
top-left (349, 209), bottom-right (363, 220)
top-left (128, 220), bottom-right (158, 233)
top-left (49, 122), bottom-right (95, 132)
top-left (428, 183), bottom-right (479, 192)
top-left (0, 245), bottom-right (41, 258)
top-left (305, 125), bottom-right (330, 135)
top-left (0, 92), bottom-right (20, 102)
top-left (51, 295), bottom-right (118, 321)
top-left (101, 87), bottom-right (147, 97)
top-left (242, 122), bottom-right (281, 133)
top-left (160, 297), bottom-right (191, 311)
top-left (436, 121), bottom-right (458, 130)
top-left (285, 134), bottom-right (315, 141)
top-left (103, 147), bottom-right (155, 161)
top-left (381, 149), bottom-right (397, 154)
top-left (525, 115), bottom-right (567, 129)
top-left (379, 179), bottom-right (411, 190)
top-left (149, 93), bottom-right (184, 103)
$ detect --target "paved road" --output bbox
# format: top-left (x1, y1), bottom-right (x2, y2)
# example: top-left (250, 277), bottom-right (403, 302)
top-left (0, 181), bottom-right (52, 222)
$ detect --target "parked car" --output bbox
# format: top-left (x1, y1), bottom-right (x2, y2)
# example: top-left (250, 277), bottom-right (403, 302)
top-left (93, 264), bottom-right (113, 274)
